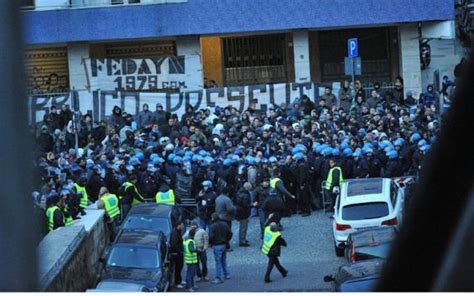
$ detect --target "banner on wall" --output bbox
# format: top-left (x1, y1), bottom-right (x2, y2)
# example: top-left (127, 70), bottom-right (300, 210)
top-left (85, 56), bottom-right (202, 92)
top-left (28, 82), bottom-right (340, 124)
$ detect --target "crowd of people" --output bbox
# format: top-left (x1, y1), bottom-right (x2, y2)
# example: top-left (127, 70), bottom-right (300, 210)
top-left (32, 77), bottom-right (445, 288)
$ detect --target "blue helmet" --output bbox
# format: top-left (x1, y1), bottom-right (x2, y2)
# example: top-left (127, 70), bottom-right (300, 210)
top-left (315, 144), bottom-right (326, 154)
top-left (410, 133), bottom-right (421, 142)
top-left (358, 128), bottom-right (367, 137)
top-left (153, 157), bottom-right (165, 165)
top-left (129, 157), bottom-right (140, 166)
top-left (364, 148), bottom-right (374, 155)
top-left (223, 159), bottom-right (233, 167)
top-left (340, 142), bottom-right (350, 150)
top-left (322, 147), bottom-right (333, 157)
top-left (418, 139), bottom-right (427, 148)
top-left (135, 151), bottom-right (145, 161)
top-left (199, 150), bottom-right (208, 157)
top-left (332, 148), bottom-right (341, 157)
top-left (420, 144), bottom-right (431, 152)
top-left (202, 180), bottom-right (213, 189)
top-left (352, 150), bottom-right (362, 158)
top-left (384, 145), bottom-right (394, 153)
top-left (312, 142), bottom-right (320, 152)
top-left (167, 153), bottom-right (176, 162)
top-left (173, 156), bottom-right (182, 164)
top-left (343, 148), bottom-right (353, 157)
top-left (379, 140), bottom-right (391, 150)
top-left (183, 155), bottom-right (192, 163)
top-left (393, 139), bottom-right (404, 147)
top-left (261, 158), bottom-right (269, 164)
top-left (293, 152), bottom-right (305, 161)
top-left (269, 156), bottom-right (278, 163)
top-left (185, 151), bottom-right (194, 158)
top-left (387, 150), bottom-right (398, 159)
top-left (150, 153), bottom-right (159, 161)
top-left (192, 154), bottom-right (203, 162)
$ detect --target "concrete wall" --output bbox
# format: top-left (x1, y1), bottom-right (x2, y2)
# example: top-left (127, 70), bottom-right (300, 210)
top-left (201, 36), bottom-right (224, 87)
top-left (68, 42), bottom-right (90, 91)
top-left (176, 36), bottom-right (204, 89)
top-left (421, 38), bottom-right (466, 90)
top-left (399, 24), bottom-right (423, 98)
top-left (293, 31), bottom-right (311, 83)
top-left (37, 208), bottom-right (108, 292)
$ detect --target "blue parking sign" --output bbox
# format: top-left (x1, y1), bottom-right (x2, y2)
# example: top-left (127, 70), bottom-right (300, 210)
top-left (348, 38), bottom-right (358, 57)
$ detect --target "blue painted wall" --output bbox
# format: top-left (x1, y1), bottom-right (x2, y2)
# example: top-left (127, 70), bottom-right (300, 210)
top-left (23, 0), bottom-right (454, 45)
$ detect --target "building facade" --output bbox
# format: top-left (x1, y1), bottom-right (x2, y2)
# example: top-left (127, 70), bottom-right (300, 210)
top-left (23, 0), bottom-right (458, 99)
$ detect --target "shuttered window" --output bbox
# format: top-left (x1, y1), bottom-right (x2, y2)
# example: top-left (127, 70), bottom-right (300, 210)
top-left (24, 47), bottom-right (69, 95)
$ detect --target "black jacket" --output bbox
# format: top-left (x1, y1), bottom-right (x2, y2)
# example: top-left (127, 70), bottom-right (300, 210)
top-left (209, 219), bottom-right (232, 246)
top-left (170, 228), bottom-right (183, 255)
top-left (268, 235), bottom-right (287, 257)
top-left (235, 189), bottom-right (251, 220)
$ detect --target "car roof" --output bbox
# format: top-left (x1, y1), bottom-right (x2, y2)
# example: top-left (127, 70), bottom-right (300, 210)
top-left (128, 203), bottom-right (174, 217)
top-left (349, 227), bottom-right (397, 247)
top-left (114, 229), bottom-right (161, 247)
top-left (341, 178), bottom-right (391, 206)
top-left (335, 259), bottom-right (385, 284)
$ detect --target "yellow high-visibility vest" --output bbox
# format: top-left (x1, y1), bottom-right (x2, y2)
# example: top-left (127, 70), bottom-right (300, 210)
top-left (261, 226), bottom-right (281, 255)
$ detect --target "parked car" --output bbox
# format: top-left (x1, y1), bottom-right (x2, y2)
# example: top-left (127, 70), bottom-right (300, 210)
top-left (324, 259), bottom-right (384, 292)
top-left (100, 229), bottom-right (170, 292)
top-left (121, 203), bottom-right (178, 241)
top-left (332, 178), bottom-right (406, 256)
top-left (86, 280), bottom-right (150, 292)
top-left (345, 226), bottom-right (397, 263)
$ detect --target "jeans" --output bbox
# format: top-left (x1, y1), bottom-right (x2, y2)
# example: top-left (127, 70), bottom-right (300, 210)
top-left (238, 218), bottom-right (248, 244)
top-left (196, 250), bottom-right (208, 277)
top-left (257, 208), bottom-right (266, 237)
top-left (185, 263), bottom-right (196, 289)
top-left (213, 244), bottom-right (229, 281)
top-left (250, 191), bottom-right (258, 217)
top-left (171, 253), bottom-right (184, 287)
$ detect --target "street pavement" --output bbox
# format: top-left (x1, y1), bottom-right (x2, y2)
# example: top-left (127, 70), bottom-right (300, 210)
top-left (180, 210), bottom-right (346, 292)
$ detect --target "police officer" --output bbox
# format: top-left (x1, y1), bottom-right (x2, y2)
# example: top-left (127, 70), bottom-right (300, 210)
top-left (262, 222), bottom-right (288, 283)
top-left (73, 176), bottom-right (89, 216)
top-left (98, 187), bottom-right (121, 241)
top-left (59, 190), bottom-right (75, 227)
top-left (384, 150), bottom-right (402, 178)
top-left (183, 228), bottom-right (198, 292)
top-left (366, 148), bottom-right (382, 177)
top-left (269, 168), bottom-right (296, 216)
top-left (294, 153), bottom-right (311, 217)
top-left (45, 192), bottom-right (64, 232)
top-left (119, 175), bottom-right (144, 217)
top-left (352, 149), bottom-right (369, 178)
top-left (197, 180), bottom-right (216, 230)
top-left (324, 158), bottom-right (343, 211)
top-left (156, 181), bottom-right (176, 206)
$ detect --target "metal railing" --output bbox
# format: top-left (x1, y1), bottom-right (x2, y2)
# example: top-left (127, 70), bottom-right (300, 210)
top-left (224, 65), bottom-right (287, 87)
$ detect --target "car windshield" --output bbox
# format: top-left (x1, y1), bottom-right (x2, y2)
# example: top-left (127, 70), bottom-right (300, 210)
top-left (356, 243), bottom-right (392, 260)
top-left (342, 202), bottom-right (389, 220)
top-left (123, 216), bottom-right (170, 237)
top-left (347, 179), bottom-right (383, 197)
top-left (107, 246), bottom-right (160, 269)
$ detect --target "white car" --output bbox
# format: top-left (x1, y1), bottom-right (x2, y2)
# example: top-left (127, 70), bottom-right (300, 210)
top-left (332, 177), bottom-right (413, 257)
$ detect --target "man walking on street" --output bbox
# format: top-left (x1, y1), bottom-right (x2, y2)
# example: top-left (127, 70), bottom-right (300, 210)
top-left (262, 222), bottom-right (288, 283)
top-left (209, 213), bottom-right (232, 284)
top-left (171, 221), bottom-right (185, 289)
top-left (183, 228), bottom-right (198, 292)
top-left (184, 220), bottom-right (209, 282)
top-left (324, 158), bottom-right (343, 211)
top-left (235, 182), bottom-right (252, 247)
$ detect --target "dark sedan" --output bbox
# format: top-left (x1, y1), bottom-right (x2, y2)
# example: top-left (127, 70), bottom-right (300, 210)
top-left (100, 229), bottom-right (170, 292)
top-left (121, 203), bottom-right (179, 241)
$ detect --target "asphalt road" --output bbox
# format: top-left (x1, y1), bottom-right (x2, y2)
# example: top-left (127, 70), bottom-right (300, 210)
top-left (179, 210), bottom-right (346, 292)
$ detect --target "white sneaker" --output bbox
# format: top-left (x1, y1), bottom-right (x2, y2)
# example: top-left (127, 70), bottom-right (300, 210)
top-left (175, 284), bottom-right (184, 289)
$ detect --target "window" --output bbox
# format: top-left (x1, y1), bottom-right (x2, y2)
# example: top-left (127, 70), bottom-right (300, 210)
top-left (347, 179), bottom-right (384, 197)
top-left (123, 216), bottom-right (171, 237)
top-left (342, 202), bottom-right (389, 221)
top-left (390, 182), bottom-right (398, 207)
top-left (107, 246), bottom-right (160, 269)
